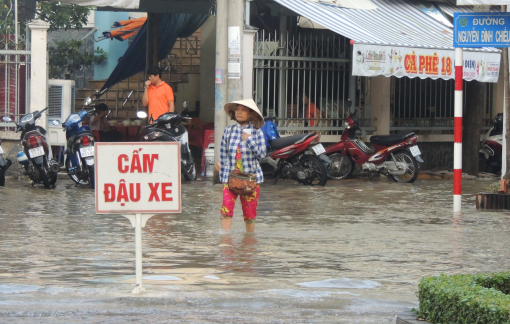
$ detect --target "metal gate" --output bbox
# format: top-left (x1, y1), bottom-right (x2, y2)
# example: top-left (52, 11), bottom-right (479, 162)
top-left (253, 31), bottom-right (351, 135)
top-left (0, 28), bottom-right (30, 130)
top-left (390, 77), bottom-right (495, 134)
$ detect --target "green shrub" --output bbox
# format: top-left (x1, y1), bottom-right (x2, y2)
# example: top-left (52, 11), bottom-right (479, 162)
top-left (418, 272), bottom-right (510, 323)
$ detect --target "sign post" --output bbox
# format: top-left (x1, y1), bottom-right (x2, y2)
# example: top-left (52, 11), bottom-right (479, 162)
top-left (453, 12), bottom-right (507, 212)
top-left (95, 142), bottom-right (181, 293)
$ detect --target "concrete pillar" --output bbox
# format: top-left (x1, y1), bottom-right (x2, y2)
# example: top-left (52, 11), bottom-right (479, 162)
top-left (227, 0), bottom-right (244, 103)
top-left (199, 16), bottom-right (216, 123)
top-left (214, 0), bottom-right (229, 162)
top-left (242, 25), bottom-right (257, 99)
top-left (28, 20), bottom-right (50, 128)
top-left (370, 76), bottom-right (391, 135)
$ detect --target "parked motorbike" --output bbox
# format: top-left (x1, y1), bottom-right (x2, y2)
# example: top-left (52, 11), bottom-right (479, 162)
top-left (259, 130), bottom-right (329, 186)
top-left (139, 110), bottom-right (197, 181)
top-left (479, 112), bottom-right (502, 174)
top-left (325, 112), bottom-right (423, 183)
top-left (2, 108), bottom-right (59, 188)
top-left (0, 137), bottom-right (13, 186)
top-left (59, 101), bottom-right (100, 188)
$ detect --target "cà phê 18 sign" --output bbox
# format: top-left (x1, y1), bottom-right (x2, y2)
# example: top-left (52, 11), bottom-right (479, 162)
top-left (95, 142), bottom-right (181, 214)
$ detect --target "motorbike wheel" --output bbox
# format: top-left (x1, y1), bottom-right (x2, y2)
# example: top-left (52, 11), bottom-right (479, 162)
top-left (327, 153), bottom-right (355, 180)
top-left (36, 164), bottom-right (51, 189)
top-left (65, 157), bottom-right (88, 185)
top-left (299, 155), bottom-right (328, 186)
top-left (87, 165), bottom-right (95, 189)
top-left (0, 168), bottom-right (5, 187)
top-left (183, 163), bottom-right (197, 181)
top-left (479, 153), bottom-right (491, 173)
top-left (389, 151), bottom-right (419, 183)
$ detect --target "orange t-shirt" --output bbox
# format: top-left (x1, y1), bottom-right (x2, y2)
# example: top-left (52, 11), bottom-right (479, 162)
top-left (305, 103), bottom-right (324, 127)
top-left (147, 81), bottom-right (174, 120)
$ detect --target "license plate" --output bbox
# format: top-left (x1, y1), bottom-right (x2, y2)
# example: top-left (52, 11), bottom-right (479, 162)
top-left (312, 143), bottom-right (326, 155)
top-left (28, 146), bottom-right (44, 158)
top-left (0, 146), bottom-right (3, 154)
top-left (80, 147), bottom-right (95, 158)
top-left (409, 145), bottom-right (421, 157)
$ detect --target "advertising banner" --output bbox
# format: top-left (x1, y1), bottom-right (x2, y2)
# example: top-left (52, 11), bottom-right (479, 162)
top-left (352, 43), bottom-right (501, 83)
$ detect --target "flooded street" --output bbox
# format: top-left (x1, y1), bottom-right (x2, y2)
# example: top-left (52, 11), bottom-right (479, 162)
top-left (1, 176), bottom-right (509, 323)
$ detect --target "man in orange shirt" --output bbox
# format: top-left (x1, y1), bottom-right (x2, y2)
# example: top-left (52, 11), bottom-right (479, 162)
top-left (142, 66), bottom-right (175, 120)
top-left (303, 94), bottom-right (325, 127)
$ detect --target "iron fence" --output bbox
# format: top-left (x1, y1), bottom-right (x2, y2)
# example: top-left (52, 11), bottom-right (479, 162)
top-left (390, 77), bottom-right (495, 134)
top-left (254, 31), bottom-right (365, 135)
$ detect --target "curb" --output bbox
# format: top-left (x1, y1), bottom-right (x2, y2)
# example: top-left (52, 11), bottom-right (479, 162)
top-left (396, 310), bottom-right (431, 324)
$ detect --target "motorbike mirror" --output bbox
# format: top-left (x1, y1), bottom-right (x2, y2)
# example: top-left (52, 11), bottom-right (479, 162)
top-left (51, 120), bottom-right (60, 126)
top-left (83, 97), bottom-right (92, 106)
top-left (137, 111), bottom-right (147, 118)
top-left (2, 117), bottom-right (12, 122)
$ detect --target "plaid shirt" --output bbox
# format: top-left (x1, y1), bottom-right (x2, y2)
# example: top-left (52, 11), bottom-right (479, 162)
top-left (220, 123), bottom-right (266, 184)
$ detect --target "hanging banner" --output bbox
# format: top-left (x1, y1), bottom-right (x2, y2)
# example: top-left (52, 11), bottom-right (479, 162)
top-left (352, 44), bottom-right (501, 83)
top-left (56, 0), bottom-right (139, 9)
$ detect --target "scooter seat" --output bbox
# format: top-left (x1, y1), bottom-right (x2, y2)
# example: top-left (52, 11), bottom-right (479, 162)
top-left (370, 132), bottom-right (415, 146)
top-left (270, 133), bottom-right (309, 150)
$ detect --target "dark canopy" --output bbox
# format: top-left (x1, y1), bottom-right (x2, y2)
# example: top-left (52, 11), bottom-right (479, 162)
top-left (100, 13), bottom-right (208, 92)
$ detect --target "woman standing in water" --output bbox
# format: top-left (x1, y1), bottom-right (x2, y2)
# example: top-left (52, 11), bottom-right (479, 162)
top-left (219, 99), bottom-right (266, 233)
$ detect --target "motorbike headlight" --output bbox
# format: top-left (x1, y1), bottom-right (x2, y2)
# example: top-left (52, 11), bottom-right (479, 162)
top-left (145, 132), bottom-right (162, 140)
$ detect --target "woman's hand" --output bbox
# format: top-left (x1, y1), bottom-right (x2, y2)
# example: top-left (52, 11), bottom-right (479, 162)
top-left (242, 132), bottom-right (251, 141)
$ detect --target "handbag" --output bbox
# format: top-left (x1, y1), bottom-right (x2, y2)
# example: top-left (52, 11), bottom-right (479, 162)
top-left (226, 126), bottom-right (257, 196)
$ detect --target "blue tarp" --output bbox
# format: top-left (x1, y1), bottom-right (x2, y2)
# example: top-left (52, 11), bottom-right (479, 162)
top-left (100, 13), bottom-right (209, 92)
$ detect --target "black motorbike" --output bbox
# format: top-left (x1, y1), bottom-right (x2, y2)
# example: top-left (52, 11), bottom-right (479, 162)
top-left (140, 112), bottom-right (197, 181)
top-left (0, 137), bottom-right (13, 186)
top-left (2, 108), bottom-right (59, 188)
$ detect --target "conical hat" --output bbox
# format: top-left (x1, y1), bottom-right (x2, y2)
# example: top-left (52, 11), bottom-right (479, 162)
top-left (224, 99), bottom-right (264, 128)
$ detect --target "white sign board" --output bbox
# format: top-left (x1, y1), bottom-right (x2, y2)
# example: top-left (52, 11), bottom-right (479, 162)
top-left (95, 142), bottom-right (181, 214)
top-left (228, 26), bottom-right (241, 54)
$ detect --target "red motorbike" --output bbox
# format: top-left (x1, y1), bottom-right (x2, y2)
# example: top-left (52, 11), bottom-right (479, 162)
top-left (325, 113), bottom-right (423, 183)
top-left (259, 131), bottom-right (329, 186)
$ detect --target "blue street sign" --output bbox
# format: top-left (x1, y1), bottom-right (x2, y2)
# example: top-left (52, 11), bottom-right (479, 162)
top-left (454, 12), bottom-right (510, 48)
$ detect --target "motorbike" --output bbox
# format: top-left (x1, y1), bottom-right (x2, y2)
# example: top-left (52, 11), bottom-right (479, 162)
top-left (2, 108), bottom-right (59, 188)
top-left (139, 110), bottom-right (197, 181)
top-left (259, 129), bottom-right (329, 186)
top-left (325, 112), bottom-right (424, 183)
top-left (479, 112), bottom-right (502, 174)
top-left (59, 100), bottom-right (100, 188)
top-left (0, 137), bottom-right (13, 186)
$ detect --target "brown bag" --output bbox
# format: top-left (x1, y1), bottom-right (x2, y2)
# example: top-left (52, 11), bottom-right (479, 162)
top-left (228, 170), bottom-right (257, 196)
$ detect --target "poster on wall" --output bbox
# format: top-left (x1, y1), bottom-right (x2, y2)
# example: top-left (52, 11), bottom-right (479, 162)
top-left (352, 44), bottom-right (501, 83)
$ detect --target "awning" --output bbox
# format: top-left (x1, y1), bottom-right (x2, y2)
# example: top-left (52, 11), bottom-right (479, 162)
top-left (274, 0), bottom-right (501, 82)
top-left (439, 0), bottom-right (499, 17)
top-left (100, 13), bottom-right (208, 91)
top-left (457, 0), bottom-right (508, 4)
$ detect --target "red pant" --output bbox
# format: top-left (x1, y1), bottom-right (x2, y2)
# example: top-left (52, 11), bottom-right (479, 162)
top-left (220, 184), bottom-right (260, 222)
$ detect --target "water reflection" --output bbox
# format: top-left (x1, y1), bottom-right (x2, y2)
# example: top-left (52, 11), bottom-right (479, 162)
top-left (1, 177), bottom-right (510, 322)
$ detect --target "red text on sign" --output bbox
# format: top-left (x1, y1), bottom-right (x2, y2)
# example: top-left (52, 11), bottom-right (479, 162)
top-left (118, 152), bottom-right (159, 173)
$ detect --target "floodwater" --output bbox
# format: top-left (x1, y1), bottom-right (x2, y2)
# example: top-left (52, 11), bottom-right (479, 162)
top-left (0, 175), bottom-right (509, 323)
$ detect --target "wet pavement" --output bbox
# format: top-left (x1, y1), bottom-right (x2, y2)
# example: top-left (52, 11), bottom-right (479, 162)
top-left (0, 175), bottom-right (509, 323)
